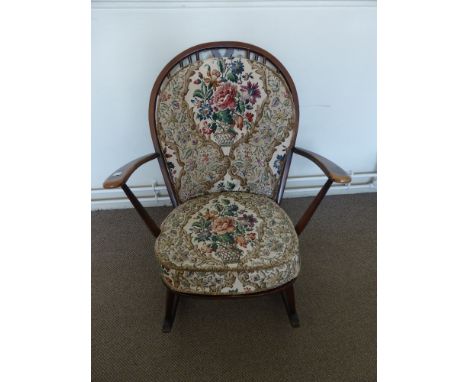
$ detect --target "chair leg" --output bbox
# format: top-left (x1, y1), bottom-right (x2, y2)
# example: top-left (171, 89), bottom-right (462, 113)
top-left (162, 288), bottom-right (179, 333)
top-left (281, 284), bottom-right (300, 328)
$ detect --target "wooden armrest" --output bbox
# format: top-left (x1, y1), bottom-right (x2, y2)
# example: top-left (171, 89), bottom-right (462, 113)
top-left (102, 152), bottom-right (161, 238)
top-left (292, 147), bottom-right (351, 184)
top-left (292, 146), bottom-right (351, 235)
top-left (103, 153), bottom-right (159, 189)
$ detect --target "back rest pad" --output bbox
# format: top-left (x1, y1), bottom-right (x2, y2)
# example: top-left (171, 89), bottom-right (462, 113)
top-left (155, 56), bottom-right (296, 203)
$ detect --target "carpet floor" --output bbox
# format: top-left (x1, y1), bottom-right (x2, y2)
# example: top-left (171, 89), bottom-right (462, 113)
top-left (92, 193), bottom-right (376, 382)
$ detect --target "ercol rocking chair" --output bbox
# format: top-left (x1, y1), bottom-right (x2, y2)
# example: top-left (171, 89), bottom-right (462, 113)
top-left (103, 42), bottom-right (351, 332)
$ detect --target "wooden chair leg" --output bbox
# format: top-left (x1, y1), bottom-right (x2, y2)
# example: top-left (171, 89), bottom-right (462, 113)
top-left (281, 284), bottom-right (300, 328)
top-left (162, 288), bottom-right (179, 333)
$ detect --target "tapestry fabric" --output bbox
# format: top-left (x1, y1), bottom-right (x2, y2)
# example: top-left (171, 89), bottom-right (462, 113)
top-left (156, 56), bottom-right (296, 203)
top-left (154, 192), bottom-right (300, 295)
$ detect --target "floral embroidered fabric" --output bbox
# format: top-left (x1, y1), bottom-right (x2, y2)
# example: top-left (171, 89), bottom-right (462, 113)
top-left (155, 192), bottom-right (300, 295)
top-left (156, 56), bottom-right (296, 202)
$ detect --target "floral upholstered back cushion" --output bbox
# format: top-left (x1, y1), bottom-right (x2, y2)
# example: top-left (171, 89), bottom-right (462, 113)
top-left (156, 56), bottom-right (296, 203)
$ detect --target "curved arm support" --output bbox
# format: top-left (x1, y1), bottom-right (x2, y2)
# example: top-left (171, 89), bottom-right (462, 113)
top-left (102, 153), bottom-right (161, 238)
top-left (292, 147), bottom-right (351, 235)
top-left (292, 147), bottom-right (351, 184)
top-left (103, 153), bottom-right (160, 189)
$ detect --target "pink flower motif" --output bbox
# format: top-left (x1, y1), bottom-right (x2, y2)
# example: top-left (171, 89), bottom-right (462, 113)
top-left (160, 92), bottom-right (171, 102)
top-left (213, 83), bottom-right (238, 111)
top-left (212, 217), bottom-right (236, 235)
top-left (202, 126), bottom-right (212, 135)
top-left (240, 81), bottom-right (261, 105)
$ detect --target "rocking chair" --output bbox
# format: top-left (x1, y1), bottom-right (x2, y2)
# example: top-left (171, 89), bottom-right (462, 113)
top-left (103, 42), bottom-right (351, 332)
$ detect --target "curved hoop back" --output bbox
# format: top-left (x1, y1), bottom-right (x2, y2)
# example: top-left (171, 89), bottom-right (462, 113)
top-left (149, 42), bottom-right (300, 206)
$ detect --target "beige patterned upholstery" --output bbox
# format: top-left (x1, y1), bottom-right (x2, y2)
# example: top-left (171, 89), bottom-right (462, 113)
top-left (156, 56), bottom-right (296, 203)
top-left (155, 192), bottom-right (300, 295)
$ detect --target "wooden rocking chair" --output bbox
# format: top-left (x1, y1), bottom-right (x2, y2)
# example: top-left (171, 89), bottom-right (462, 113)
top-left (103, 42), bottom-right (351, 332)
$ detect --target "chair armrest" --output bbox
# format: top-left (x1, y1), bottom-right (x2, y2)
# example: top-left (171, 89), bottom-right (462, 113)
top-left (292, 147), bottom-right (351, 184)
top-left (102, 152), bottom-right (161, 238)
top-left (292, 146), bottom-right (351, 235)
top-left (103, 153), bottom-right (160, 189)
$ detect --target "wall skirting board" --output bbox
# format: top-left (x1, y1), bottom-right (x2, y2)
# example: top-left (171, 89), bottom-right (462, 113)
top-left (91, 172), bottom-right (377, 210)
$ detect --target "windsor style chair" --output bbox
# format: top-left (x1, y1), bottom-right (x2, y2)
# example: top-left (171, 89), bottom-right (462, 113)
top-left (103, 41), bottom-right (351, 332)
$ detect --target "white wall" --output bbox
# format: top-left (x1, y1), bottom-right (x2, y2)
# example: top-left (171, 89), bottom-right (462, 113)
top-left (91, 0), bottom-right (376, 209)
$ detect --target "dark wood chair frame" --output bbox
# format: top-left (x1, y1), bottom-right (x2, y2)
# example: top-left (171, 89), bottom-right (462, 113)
top-left (103, 42), bottom-right (351, 332)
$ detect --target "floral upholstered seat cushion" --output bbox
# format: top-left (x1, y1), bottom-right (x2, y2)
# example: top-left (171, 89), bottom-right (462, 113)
top-left (154, 192), bottom-right (300, 295)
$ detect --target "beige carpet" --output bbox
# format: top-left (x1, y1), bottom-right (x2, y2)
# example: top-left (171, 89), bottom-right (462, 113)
top-left (92, 193), bottom-right (376, 382)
